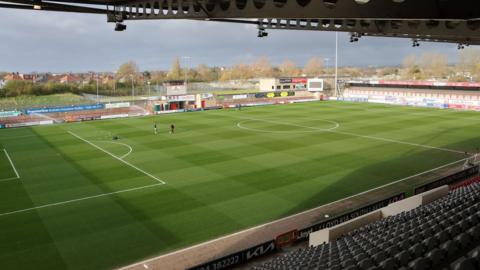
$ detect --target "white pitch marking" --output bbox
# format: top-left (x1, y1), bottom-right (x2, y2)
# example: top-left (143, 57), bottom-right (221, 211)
top-left (237, 117), bottom-right (465, 155)
top-left (0, 183), bottom-right (163, 217)
top-left (0, 177), bottom-right (19, 183)
top-left (3, 149), bottom-right (20, 179)
top-left (94, 140), bottom-right (133, 159)
top-left (68, 131), bottom-right (166, 184)
top-left (236, 118), bottom-right (339, 133)
top-left (124, 156), bottom-right (472, 268)
top-left (333, 130), bottom-right (465, 155)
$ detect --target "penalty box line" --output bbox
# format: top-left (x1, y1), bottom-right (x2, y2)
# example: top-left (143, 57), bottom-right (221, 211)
top-left (0, 131), bottom-right (167, 217)
top-left (0, 148), bottom-right (20, 182)
top-left (0, 183), bottom-right (163, 217)
top-left (68, 131), bottom-right (166, 185)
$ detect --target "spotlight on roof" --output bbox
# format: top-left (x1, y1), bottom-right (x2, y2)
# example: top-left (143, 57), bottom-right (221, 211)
top-left (350, 32), bottom-right (361, 43)
top-left (257, 28), bottom-right (268, 38)
top-left (114, 23), bottom-right (127, 32)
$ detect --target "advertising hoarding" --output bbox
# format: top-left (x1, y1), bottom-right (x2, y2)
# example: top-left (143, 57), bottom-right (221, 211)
top-left (105, 102), bottom-right (130, 109)
top-left (25, 104), bottom-right (104, 115)
top-left (0, 111), bottom-right (22, 117)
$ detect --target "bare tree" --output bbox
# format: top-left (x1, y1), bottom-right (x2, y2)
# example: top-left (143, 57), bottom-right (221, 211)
top-left (303, 57), bottom-right (323, 77)
top-left (419, 52), bottom-right (448, 79)
top-left (402, 54), bottom-right (416, 70)
top-left (232, 64), bottom-right (253, 80)
top-left (457, 48), bottom-right (480, 79)
top-left (279, 60), bottom-right (300, 77)
top-left (219, 64), bottom-right (252, 81)
top-left (400, 54), bottom-right (416, 79)
top-left (151, 71), bottom-right (166, 84)
top-left (251, 56), bottom-right (274, 77)
top-left (197, 64), bottom-right (217, 81)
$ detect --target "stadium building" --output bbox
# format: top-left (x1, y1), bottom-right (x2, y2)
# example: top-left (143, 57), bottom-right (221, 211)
top-left (259, 77), bottom-right (325, 92)
top-left (343, 80), bottom-right (480, 110)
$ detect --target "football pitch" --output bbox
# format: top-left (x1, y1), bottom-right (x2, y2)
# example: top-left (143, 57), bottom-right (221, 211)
top-left (1, 101), bottom-right (479, 270)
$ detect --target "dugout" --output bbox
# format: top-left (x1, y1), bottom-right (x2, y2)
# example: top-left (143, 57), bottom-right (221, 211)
top-left (154, 94), bottom-right (205, 112)
top-left (168, 101), bottom-right (184, 110)
top-left (166, 95), bottom-right (196, 110)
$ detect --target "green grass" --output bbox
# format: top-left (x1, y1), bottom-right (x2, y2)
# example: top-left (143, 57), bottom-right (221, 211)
top-left (0, 93), bottom-right (92, 110)
top-left (211, 89), bottom-right (259, 95)
top-left (1, 101), bottom-right (479, 270)
top-left (0, 150), bottom-right (16, 179)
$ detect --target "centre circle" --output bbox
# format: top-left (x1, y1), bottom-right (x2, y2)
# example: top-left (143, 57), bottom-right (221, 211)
top-left (237, 119), bottom-right (339, 133)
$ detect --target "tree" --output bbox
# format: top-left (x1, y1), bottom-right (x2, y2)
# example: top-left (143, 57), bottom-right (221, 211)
top-left (251, 56), bottom-right (274, 77)
top-left (151, 71), bottom-right (166, 84)
top-left (457, 48), bottom-right (480, 79)
top-left (419, 52), bottom-right (448, 78)
top-left (378, 67), bottom-right (399, 77)
top-left (167, 57), bottom-right (182, 80)
top-left (231, 64), bottom-right (253, 80)
top-left (219, 68), bottom-right (231, 81)
top-left (2, 80), bottom-right (33, 97)
top-left (402, 54), bottom-right (416, 68)
top-left (303, 57), bottom-right (323, 76)
top-left (401, 54), bottom-right (421, 80)
top-left (116, 61), bottom-right (139, 81)
top-left (279, 60), bottom-right (300, 77)
top-left (196, 64), bottom-right (216, 82)
top-left (402, 54), bottom-right (417, 73)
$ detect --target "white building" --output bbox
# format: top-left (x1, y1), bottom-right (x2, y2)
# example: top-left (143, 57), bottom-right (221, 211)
top-left (259, 77), bottom-right (324, 92)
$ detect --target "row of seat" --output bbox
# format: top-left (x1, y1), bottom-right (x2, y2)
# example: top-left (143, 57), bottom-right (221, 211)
top-left (251, 181), bottom-right (480, 270)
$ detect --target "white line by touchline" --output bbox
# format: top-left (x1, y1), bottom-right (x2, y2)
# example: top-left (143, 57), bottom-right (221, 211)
top-left (68, 131), bottom-right (166, 184)
top-left (3, 148), bottom-right (20, 179)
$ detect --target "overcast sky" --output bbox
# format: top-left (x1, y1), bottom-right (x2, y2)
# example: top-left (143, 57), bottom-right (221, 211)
top-left (0, 9), bottom-right (467, 73)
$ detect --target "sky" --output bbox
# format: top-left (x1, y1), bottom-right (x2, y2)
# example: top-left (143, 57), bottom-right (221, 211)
top-left (0, 9), bottom-right (467, 73)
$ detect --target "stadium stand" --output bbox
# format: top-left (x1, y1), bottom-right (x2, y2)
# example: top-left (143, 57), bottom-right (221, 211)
top-left (250, 180), bottom-right (480, 270)
top-left (0, 107), bottom-right (147, 127)
top-left (221, 97), bottom-right (318, 108)
top-left (0, 114), bottom-right (48, 125)
top-left (56, 107), bottom-right (145, 122)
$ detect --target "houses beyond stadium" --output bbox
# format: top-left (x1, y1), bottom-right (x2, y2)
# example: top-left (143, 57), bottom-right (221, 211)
top-left (1, 72), bottom-right (115, 86)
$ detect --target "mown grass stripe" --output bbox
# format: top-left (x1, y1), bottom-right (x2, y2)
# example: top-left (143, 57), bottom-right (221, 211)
top-left (68, 131), bottom-right (166, 185)
top-left (0, 183), bottom-right (163, 217)
top-left (3, 148), bottom-right (20, 179)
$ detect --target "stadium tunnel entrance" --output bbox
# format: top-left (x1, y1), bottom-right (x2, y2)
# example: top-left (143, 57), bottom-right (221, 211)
top-left (168, 101), bottom-right (185, 110)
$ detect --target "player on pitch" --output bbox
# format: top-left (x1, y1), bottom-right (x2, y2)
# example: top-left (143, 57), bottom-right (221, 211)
top-left (170, 124), bottom-right (175, 134)
top-left (154, 122), bottom-right (158, 134)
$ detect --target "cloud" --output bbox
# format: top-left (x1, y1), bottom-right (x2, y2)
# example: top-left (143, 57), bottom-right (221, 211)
top-left (0, 9), bottom-right (465, 72)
